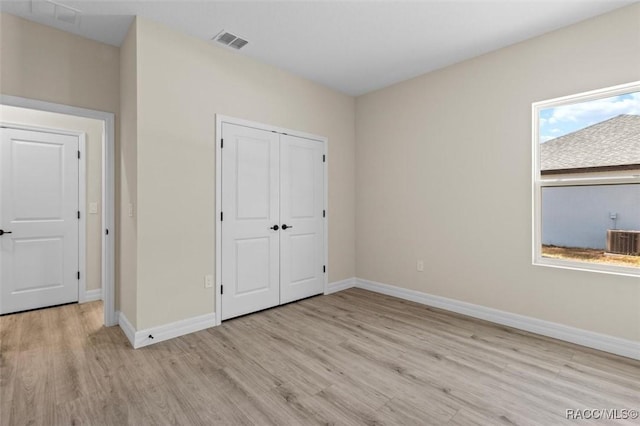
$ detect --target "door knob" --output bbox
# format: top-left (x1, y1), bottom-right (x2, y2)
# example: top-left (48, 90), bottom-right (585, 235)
top-left (270, 225), bottom-right (279, 231)
top-left (0, 229), bottom-right (12, 236)
top-left (282, 224), bottom-right (293, 230)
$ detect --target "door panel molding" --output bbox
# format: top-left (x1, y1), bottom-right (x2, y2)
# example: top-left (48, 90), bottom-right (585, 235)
top-left (215, 115), bottom-right (328, 325)
top-left (1, 124), bottom-right (87, 306)
top-left (1, 127), bottom-right (82, 314)
top-left (220, 125), bottom-right (280, 320)
top-left (279, 134), bottom-right (325, 304)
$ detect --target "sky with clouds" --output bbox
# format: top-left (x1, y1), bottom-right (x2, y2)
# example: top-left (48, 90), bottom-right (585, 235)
top-left (539, 91), bottom-right (640, 143)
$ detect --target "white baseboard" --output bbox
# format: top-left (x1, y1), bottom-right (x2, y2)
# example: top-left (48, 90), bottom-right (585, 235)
top-left (118, 310), bottom-right (216, 349)
top-left (326, 277), bottom-right (357, 294)
top-left (355, 278), bottom-right (640, 361)
top-left (114, 277), bottom-right (638, 359)
top-left (82, 288), bottom-right (102, 303)
top-left (117, 311), bottom-right (136, 346)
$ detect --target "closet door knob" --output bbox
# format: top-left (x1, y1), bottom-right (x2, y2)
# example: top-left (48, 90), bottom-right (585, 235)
top-left (0, 229), bottom-right (12, 236)
top-left (281, 224), bottom-right (292, 230)
top-left (270, 225), bottom-right (279, 231)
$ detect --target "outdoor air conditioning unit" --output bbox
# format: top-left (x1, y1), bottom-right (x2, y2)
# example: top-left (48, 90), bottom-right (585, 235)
top-left (606, 230), bottom-right (640, 255)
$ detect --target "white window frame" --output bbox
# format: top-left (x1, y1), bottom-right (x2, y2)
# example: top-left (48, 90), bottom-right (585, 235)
top-left (532, 81), bottom-right (640, 277)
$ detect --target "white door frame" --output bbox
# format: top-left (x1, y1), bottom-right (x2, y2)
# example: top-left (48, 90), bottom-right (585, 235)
top-left (1, 123), bottom-right (88, 307)
top-left (1, 95), bottom-right (117, 326)
top-left (215, 114), bottom-right (328, 326)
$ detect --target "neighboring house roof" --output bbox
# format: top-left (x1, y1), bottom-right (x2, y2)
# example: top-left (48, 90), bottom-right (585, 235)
top-left (540, 114), bottom-right (640, 174)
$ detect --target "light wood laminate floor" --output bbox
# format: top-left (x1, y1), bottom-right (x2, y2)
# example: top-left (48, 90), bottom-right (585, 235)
top-left (1, 288), bottom-right (639, 425)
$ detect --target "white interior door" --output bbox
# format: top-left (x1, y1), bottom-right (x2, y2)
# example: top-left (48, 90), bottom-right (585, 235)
top-left (0, 128), bottom-right (79, 315)
top-left (279, 135), bottom-right (325, 304)
top-left (221, 123), bottom-right (280, 320)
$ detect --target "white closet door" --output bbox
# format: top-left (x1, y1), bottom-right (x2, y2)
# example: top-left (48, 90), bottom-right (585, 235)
top-left (0, 128), bottom-right (79, 314)
top-left (279, 134), bottom-right (325, 304)
top-left (221, 123), bottom-right (280, 320)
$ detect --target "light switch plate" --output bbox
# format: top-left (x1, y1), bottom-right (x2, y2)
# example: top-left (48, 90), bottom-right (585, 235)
top-left (89, 202), bottom-right (98, 214)
top-left (205, 275), bottom-right (214, 288)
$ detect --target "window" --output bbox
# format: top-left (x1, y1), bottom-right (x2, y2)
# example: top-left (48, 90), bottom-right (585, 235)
top-left (533, 82), bottom-right (640, 276)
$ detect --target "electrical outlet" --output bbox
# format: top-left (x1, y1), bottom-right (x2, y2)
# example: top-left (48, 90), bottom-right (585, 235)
top-left (204, 275), bottom-right (214, 288)
top-left (417, 260), bottom-right (424, 272)
top-left (128, 203), bottom-right (134, 217)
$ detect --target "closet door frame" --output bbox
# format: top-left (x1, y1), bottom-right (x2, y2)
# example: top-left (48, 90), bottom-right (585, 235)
top-left (215, 115), bottom-right (328, 326)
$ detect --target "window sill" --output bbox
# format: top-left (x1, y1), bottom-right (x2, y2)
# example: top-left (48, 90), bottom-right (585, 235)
top-left (534, 256), bottom-right (640, 278)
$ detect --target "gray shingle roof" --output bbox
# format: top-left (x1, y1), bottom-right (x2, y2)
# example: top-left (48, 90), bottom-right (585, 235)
top-left (540, 114), bottom-right (640, 172)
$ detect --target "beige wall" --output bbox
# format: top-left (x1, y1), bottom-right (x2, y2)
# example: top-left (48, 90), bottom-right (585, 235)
top-left (119, 22), bottom-right (138, 327)
top-left (0, 105), bottom-right (103, 292)
top-left (355, 4), bottom-right (640, 342)
top-left (0, 13), bottom-right (119, 115)
top-left (134, 18), bottom-right (356, 329)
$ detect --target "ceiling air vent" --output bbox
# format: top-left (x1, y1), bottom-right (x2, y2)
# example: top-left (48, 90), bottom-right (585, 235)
top-left (213, 30), bottom-right (249, 50)
top-left (31, 0), bottom-right (81, 26)
top-left (229, 38), bottom-right (248, 50)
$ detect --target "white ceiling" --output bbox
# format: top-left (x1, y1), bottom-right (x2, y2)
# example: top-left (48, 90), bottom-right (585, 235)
top-left (1, 1), bottom-right (636, 95)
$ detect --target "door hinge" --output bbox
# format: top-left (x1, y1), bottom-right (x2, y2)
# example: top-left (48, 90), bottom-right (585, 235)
top-left (77, 150), bottom-right (81, 159)
top-left (221, 285), bottom-right (224, 295)
top-left (322, 154), bottom-right (326, 163)
top-left (221, 139), bottom-right (224, 148)
top-left (77, 211), bottom-right (81, 219)
top-left (105, 229), bottom-right (109, 235)
top-left (77, 271), bottom-right (80, 280)
top-left (323, 210), bottom-right (326, 218)
top-left (220, 211), bottom-right (224, 221)
top-left (323, 265), bottom-right (326, 273)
